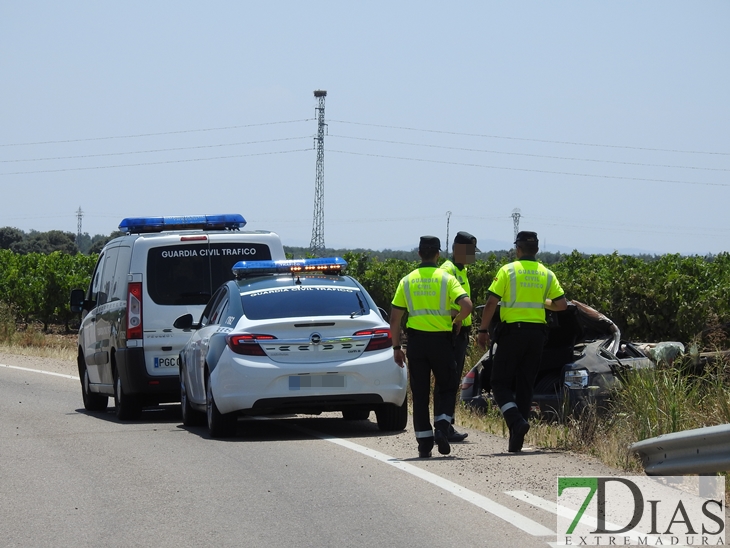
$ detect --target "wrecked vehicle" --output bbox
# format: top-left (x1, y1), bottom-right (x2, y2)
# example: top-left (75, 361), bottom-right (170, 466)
top-left (460, 300), bottom-right (670, 419)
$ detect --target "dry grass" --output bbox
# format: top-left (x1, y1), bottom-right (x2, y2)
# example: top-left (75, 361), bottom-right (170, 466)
top-left (0, 318), bottom-right (77, 362)
top-left (454, 347), bottom-right (730, 497)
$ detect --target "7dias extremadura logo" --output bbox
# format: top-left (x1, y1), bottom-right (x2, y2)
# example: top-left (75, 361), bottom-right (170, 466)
top-left (557, 476), bottom-right (725, 546)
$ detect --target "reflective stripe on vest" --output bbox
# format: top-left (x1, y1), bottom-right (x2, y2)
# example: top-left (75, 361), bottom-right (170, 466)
top-left (402, 274), bottom-right (450, 318)
top-left (500, 264), bottom-right (553, 309)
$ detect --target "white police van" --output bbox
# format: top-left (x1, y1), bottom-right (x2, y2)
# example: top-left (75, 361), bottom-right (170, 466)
top-left (70, 214), bottom-right (287, 420)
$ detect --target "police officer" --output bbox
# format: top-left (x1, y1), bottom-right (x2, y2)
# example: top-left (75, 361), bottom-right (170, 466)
top-left (390, 236), bottom-right (473, 458)
top-left (476, 231), bottom-right (567, 453)
top-left (437, 231), bottom-right (479, 442)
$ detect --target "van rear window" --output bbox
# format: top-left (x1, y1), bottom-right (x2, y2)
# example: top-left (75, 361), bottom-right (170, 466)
top-left (147, 243), bottom-right (272, 305)
top-left (241, 285), bottom-right (367, 320)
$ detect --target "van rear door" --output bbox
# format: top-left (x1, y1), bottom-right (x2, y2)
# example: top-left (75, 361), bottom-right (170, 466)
top-left (141, 237), bottom-right (275, 377)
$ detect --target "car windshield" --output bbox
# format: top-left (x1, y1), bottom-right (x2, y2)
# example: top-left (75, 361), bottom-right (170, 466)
top-left (240, 281), bottom-right (368, 320)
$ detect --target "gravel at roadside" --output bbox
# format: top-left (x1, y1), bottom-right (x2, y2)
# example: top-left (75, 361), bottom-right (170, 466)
top-left (0, 351), bottom-right (78, 378)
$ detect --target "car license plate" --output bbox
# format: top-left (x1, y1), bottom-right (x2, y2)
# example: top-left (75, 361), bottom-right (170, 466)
top-left (289, 375), bottom-right (345, 390)
top-left (154, 356), bottom-right (178, 368)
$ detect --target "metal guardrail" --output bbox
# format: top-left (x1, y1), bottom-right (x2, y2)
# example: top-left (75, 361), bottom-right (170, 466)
top-left (630, 423), bottom-right (730, 475)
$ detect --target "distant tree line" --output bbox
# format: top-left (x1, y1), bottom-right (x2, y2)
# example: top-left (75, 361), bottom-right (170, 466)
top-left (284, 245), bottom-right (675, 266)
top-left (0, 226), bottom-right (121, 255)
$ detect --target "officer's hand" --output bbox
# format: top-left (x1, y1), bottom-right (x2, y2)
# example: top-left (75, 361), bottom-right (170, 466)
top-left (393, 348), bottom-right (405, 368)
top-left (477, 331), bottom-right (490, 351)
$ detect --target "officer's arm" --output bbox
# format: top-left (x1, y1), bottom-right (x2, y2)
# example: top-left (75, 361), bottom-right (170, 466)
top-left (545, 295), bottom-right (567, 311)
top-left (453, 295), bottom-right (473, 324)
top-left (476, 294), bottom-right (500, 350)
top-left (389, 307), bottom-right (406, 368)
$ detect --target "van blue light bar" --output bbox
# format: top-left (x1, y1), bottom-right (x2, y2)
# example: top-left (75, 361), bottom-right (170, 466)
top-left (119, 214), bottom-right (246, 233)
top-left (232, 257), bottom-right (348, 278)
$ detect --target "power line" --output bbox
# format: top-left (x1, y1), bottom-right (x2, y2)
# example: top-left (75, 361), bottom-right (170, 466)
top-left (329, 119), bottom-right (730, 156)
top-left (1, 136), bottom-right (312, 163)
top-left (328, 149), bottom-right (730, 188)
top-left (0, 148), bottom-right (311, 175)
top-left (0, 119), bottom-right (315, 147)
top-left (328, 134), bottom-right (730, 172)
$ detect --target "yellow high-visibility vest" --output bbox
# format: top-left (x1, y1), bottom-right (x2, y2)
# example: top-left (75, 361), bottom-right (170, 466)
top-left (392, 266), bottom-right (467, 332)
top-left (488, 260), bottom-right (564, 324)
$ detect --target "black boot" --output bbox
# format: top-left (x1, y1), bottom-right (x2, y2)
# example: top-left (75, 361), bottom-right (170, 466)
top-left (503, 407), bottom-right (529, 453)
top-left (418, 438), bottom-right (434, 458)
top-left (447, 424), bottom-right (468, 442)
top-left (434, 421), bottom-right (451, 455)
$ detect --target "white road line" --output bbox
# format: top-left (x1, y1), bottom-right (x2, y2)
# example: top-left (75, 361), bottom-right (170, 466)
top-left (294, 424), bottom-right (555, 538)
top-left (0, 363), bottom-right (79, 380)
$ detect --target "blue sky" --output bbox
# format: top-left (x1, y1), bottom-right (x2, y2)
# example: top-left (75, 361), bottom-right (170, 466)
top-left (1, 2), bottom-right (728, 255)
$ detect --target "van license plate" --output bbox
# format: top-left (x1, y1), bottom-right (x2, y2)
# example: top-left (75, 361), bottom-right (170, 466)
top-left (289, 375), bottom-right (344, 390)
top-left (154, 356), bottom-right (178, 368)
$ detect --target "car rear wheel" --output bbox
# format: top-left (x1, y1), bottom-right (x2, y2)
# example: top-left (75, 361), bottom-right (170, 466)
top-left (80, 359), bottom-right (108, 411)
top-left (375, 394), bottom-right (408, 431)
top-left (114, 368), bottom-right (142, 420)
top-left (205, 370), bottom-right (236, 438)
top-left (342, 409), bottom-right (371, 421)
top-left (180, 367), bottom-right (205, 427)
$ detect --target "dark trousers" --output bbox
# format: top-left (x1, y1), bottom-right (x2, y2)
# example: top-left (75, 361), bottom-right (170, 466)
top-left (406, 329), bottom-right (458, 448)
top-left (490, 324), bottom-right (547, 426)
top-left (433, 325), bottom-right (470, 425)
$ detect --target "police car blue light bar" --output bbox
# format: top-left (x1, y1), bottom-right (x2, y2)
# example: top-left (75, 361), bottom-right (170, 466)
top-left (119, 214), bottom-right (246, 234)
top-left (232, 257), bottom-right (347, 278)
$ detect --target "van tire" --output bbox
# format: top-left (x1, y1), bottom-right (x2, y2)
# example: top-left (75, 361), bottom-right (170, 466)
top-left (114, 368), bottom-right (142, 420)
top-left (80, 359), bottom-right (108, 412)
top-left (206, 370), bottom-right (236, 438)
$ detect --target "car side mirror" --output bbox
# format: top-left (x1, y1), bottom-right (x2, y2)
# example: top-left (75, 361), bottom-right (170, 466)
top-left (173, 314), bottom-right (195, 330)
top-left (70, 289), bottom-right (85, 313)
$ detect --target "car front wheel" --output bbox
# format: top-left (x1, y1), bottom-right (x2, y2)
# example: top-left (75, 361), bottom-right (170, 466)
top-left (375, 395), bottom-right (408, 431)
top-left (180, 367), bottom-right (205, 427)
top-left (205, 370), bottom-right (236, 438)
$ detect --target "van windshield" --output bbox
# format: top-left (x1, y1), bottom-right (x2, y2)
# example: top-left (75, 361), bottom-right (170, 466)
top-left (147, 243), bottom-right (272, 305)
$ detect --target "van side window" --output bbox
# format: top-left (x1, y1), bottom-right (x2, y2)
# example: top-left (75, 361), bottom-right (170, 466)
top-left (88, 252), bottom-right (105, 302)
top-left (97, 247), bottom-right (120, 306)
top-left (110, 246), bottom-right (132, 302)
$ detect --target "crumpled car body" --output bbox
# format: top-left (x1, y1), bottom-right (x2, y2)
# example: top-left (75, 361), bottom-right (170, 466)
top-left (460, 300), bottom-right (658, 419)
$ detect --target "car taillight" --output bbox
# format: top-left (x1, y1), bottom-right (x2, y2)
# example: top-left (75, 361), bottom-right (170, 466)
top-left (227, 334), bottom-right (276, 356)
top-left (461, 369), bottom-right (476, 391)
top-left (127, 282), bottom-right (143, 340)
top-left (353, 328), bottom-right (392, 352)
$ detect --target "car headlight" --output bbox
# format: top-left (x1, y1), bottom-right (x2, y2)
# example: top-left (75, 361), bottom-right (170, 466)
top-left (564, 368), bottom-right (589, 389)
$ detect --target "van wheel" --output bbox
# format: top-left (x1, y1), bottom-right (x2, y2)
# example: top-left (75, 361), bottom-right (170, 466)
top-left (114, 369), bottom-right (142, 420)
top-left (206, 370), bottom-right (236, 438)
top-left (180, 367), bottom-right (205, 426)
top-left (375, 394), bottom-right (408, 431)
top-left (81, 365), bottom-right (108, 411)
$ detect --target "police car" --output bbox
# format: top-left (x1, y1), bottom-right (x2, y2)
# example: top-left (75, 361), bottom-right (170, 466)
top-left (70, 214), bottom-right (287, 420)
top-left (175, 257), bottom-right (408, 438)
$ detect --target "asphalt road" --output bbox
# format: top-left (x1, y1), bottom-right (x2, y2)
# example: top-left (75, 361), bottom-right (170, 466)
top-left (0, 353), bottom-right (629, 548)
